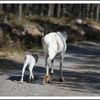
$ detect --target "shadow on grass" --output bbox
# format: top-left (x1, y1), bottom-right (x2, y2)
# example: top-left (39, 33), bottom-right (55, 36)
top-left (0, 58), bottom-right (22, 70)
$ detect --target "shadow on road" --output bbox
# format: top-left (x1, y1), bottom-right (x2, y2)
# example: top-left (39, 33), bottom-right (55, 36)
top-left (67, 43), bottom-right (100, 56)
top-left (6, 65), bottom-right (100, 94)
top-left (0, 42), bottom-right (100, 94)
top-left (0, 58), bottom-right (22, 70)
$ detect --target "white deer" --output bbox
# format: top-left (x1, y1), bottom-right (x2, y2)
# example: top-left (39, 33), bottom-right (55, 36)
top-left (20, 53), bottom-right (38, 83)
top-left (42, 31), bottom-right (67, 84)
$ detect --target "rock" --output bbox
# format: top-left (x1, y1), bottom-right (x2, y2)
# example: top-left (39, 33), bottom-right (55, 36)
top-left (76, 19), bottom-right (83, 24)
top-left (24, 24), bottom-right (44, 37)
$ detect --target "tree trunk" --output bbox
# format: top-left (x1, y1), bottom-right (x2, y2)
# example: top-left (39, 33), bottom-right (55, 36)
top-left (96, 4), bottom-right (100, 22)
top-left (48, 4), bottom-right (55, 17)
top-left (0, 4), bottom-right (3, 11)
top-left (62, 4), bottom-right (66, 17)
top-left (40, 4), bottom-right (44, 17)
top-left (87, 4), bottom-right (90, 18)
top-left (18, 4), bottom-right (22, 21)
top-left (4, 4), bottom-right (10, 23)
top-left (57, 4), bottom-right (61, 17)
top-left (90, 5), bottom-right (94, 18)
top-left (29, 4), bottom-right (33, 17)
top-left (79, 4), bottom-right (82, 19)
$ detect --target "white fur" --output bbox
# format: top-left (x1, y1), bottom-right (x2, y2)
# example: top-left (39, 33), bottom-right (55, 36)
top-left (42, 31), bottom-right (67, 80)
top-left (20, 54), bottom-right (36, 83)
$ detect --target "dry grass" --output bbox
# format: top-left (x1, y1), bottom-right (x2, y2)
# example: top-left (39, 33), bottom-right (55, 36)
top-left (0, 48), bottom-right (24, 61)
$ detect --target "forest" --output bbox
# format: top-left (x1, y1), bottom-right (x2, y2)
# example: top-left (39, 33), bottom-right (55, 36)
top-left (0, 4), bottom-right (100, 50)
top-left (0, 4), bottom-right (100, 96)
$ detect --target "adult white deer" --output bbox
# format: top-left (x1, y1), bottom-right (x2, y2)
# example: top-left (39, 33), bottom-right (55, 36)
top-left (42, 31), bottom-right (67, 84)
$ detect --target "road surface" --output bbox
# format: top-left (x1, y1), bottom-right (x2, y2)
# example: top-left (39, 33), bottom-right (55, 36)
top-left (0, 41), bottom-right (100, 96)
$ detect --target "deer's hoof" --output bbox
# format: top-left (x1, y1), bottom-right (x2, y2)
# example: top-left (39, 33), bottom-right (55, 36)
top-left (29, 78), bottom-right (34, 83)
top-left (50, 73), bottom-right (54, 81)
top-left (43, 75), bottom-right (50, 85)
top-left (19, 81), bottom-right (23, 84)
top-left (29, 79), bottom-right (31, 83)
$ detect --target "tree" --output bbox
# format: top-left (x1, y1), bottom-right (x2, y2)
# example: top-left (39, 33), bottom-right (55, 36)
top-left (48, 4), bottom-right (55, 17)
top-left (0, 4), bottom-right (3, 11)
top-left (18, 4), bottom-right (22, 21)
top-left (29, 4), bottom-right (33, 17)
top-left (62, 4), bottom-right (66, 17)
top-left (57, 4), bottom-right (61, 17)
top-left (79, 4), bottom-right (82, 19)
top-left (87, 4), bottom-right (90, 18)
top-left (4, 4), bottom-right (11, 23)
top-left (0, 4), bottom-right (100, 22)
top-left (90, 4), bottom-right (94, 18)
top-left (96, 4), bottom-right (100, 22)
top-left (40, 4), bottom-right (45, 17)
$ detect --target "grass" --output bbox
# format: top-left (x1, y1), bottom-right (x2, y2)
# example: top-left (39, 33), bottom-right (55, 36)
top-left (10, 17), bottom-right (32, 27)
top-left (0, 42), bottom-right (42, 70)
top-left (1, 14), bottom-right (100, 47)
